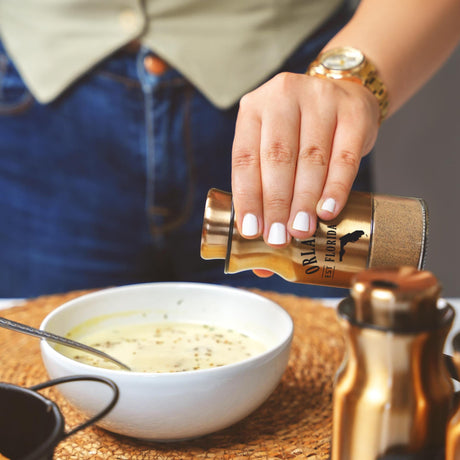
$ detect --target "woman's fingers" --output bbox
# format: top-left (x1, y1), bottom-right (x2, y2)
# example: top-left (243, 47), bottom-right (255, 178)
top-left (231, 93), bottom-right (263, 239)
top-left (259, 73), bottom-right (300, 246)
top-left (252, 269), bottom-right (274, 278)
top-left (232, 73), bottom-right (302, 247)
top-left (288, 79), bottom-right (337, 239)
top-left (232, 74), bottom-right (380, 246)
top-left (317, 81), bottom-right (380, 220)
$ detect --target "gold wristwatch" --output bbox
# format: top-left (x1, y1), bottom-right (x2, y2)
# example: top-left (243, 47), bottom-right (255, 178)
top-left (307, 46), bottom-right (389, 122)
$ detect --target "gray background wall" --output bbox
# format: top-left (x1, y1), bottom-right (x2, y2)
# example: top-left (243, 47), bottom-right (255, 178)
top-left (374, 45), bottom-right (460, 296)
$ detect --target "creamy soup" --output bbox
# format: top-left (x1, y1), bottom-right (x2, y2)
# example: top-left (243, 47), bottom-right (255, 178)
top-left (58, 322), bottom-right (267, 372)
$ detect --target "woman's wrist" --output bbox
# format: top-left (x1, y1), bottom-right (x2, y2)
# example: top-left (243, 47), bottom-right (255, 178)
top-left (307, 46), bottom-right (389, 122)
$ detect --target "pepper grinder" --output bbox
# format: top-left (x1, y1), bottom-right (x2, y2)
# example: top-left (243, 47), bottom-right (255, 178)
top-left (201, 189), bottom-right (428, 289)
top-left (332, 266), bottom-right (455, 460)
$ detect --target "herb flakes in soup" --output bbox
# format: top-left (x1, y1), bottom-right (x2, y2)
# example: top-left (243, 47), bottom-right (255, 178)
top-left (58, 322), bottom-right (266, 372)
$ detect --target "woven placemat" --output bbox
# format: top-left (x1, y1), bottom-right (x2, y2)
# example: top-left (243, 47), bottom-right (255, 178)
top-left (0, 289), bottom-right (345, 459)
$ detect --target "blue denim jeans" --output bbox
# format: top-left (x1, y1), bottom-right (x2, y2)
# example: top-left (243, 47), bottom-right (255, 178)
top-left (0, 3), bottom-right (371, 298)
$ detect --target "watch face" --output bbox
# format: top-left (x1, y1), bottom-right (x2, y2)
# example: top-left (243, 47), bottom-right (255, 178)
top-left (321, 47), bottom-right (364, 71)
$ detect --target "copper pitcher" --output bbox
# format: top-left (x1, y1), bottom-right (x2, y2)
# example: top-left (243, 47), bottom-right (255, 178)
top-left (331, 266), bottom-right (455, 460)
top-left (446, 333), bottom-right (460, 460)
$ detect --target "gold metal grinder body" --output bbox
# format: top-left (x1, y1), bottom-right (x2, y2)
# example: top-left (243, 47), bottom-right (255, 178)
top-left (332, 266), bottom-right (455, 460)
top-left (201, 189), bottom-right (428, 288)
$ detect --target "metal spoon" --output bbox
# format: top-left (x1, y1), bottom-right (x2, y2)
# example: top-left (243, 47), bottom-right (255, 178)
top-left (0, 317), bottom-right (131, 371)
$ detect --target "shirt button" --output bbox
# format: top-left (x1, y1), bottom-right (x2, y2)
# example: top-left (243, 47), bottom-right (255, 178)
top-left (119, 9), bottom-right (139, 32)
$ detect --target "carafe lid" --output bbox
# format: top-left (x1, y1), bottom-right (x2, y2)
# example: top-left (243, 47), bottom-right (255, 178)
top-left (349, 266), bottom-right (442, 330)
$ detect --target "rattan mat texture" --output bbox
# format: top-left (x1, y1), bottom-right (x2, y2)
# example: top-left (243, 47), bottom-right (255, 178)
top-left (0, 289), bottom-right (345, 460)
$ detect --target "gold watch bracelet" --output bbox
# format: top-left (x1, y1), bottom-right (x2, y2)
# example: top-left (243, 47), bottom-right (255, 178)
top-left (306, 48), bottom-right (389, 123)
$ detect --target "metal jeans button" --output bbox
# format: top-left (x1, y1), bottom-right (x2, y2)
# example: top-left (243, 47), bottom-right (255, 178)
top-left (144, 55), bottom-right (168, 76)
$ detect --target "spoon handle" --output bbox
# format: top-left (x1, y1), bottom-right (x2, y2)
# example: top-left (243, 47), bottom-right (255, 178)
top-left (0, 317), bottom-right (131, 371)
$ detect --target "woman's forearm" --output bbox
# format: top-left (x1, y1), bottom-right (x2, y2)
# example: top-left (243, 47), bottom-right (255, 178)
top-left (324, 0), bottom-right (460, 116)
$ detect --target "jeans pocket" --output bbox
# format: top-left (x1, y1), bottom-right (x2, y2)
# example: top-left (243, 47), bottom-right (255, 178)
top-left (0, 50), bottom-right (34, 116)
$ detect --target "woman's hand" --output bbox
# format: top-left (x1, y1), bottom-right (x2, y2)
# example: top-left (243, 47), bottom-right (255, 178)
top-left (231, 72), bottom-right (380, 247)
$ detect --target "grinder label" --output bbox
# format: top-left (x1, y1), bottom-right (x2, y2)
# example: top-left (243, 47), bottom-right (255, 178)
top-left (295, 192), bottom-right (372, 288)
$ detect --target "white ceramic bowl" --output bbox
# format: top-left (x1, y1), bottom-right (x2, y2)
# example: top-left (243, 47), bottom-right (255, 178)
top-left (40, 282), bottom-right (293, 441)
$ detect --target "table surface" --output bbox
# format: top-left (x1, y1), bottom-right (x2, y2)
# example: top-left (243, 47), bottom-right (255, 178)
top-left (0, 292), bottom-right (459, 458)
top-left (0, 289), bottom-right (343, 459)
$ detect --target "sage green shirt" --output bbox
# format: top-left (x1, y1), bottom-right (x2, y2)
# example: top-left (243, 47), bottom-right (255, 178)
top-left (0, 0), bottom-right (342, 108)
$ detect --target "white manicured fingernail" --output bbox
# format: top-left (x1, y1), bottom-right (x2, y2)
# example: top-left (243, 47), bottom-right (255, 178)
top-left (321, 198), bottom-right (336, 213)
top-left (241, 213), bottom-right (258, 237)
top-left (268, 223), bottom-right (287, 245)
top-left (292, 211), bottom-right (310, 232)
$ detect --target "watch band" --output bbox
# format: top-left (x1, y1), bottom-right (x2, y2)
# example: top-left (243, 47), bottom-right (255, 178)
top-left (307, 47), bottom-right (389, 122)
